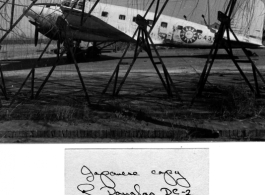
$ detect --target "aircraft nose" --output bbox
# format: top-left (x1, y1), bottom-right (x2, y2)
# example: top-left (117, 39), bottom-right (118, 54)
top-left (23, 6), bottom-right (34, 19)
top-left (23, 5), bottom-right (44, 19)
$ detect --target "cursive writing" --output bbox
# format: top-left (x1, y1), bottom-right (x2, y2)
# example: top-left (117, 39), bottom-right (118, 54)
top-left (95, 171), bottom-right (139, 177)
top-left (109, 184), bottom-right (155, 195)
top-left (151, 170), bottom-right (190, 188)
top-left (78, 166), bottom-right (139, 195)
top-left (77, 167), bottom-right (191, 195)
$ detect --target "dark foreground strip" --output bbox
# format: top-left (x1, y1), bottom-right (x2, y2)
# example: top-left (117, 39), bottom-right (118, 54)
top-left (0, 127), bottom-right (264, 141)
top-left (0, 129), bottom-right (185, 140)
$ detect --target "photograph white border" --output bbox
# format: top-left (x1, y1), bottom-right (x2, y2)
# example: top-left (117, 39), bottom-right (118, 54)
top-left (0, 143), bottom-right (264, 195)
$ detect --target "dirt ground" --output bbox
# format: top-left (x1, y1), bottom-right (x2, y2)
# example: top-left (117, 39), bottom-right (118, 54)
top-left (1, 44), bottom-right (265, 142)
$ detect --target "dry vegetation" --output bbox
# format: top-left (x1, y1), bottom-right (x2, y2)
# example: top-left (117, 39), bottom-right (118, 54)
top-left (1, 82), bottom-right (264, 142)
top-left (210, 85), bottom-right (264, 119)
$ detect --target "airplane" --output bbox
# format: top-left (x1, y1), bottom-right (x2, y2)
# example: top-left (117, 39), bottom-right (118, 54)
top-left (22, 0), bottom-right (265, 60)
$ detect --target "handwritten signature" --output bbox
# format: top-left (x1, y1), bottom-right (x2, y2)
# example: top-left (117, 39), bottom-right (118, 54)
top-left (77, 166), bottom-right (191, 195)
top-left (151, 170), bottom-right (190, 188)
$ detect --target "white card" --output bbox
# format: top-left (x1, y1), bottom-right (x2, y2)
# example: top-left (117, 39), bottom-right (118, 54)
top-left (65, 149), bottom-right (208, 195)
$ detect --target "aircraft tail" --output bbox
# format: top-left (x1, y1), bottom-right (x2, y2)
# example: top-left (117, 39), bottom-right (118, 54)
top-left (231, 0), bottom-right (265, 47)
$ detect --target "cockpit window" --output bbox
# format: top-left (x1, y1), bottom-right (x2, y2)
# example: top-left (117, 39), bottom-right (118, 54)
top-left (61, 0), bottom-right (83, 9)
top-left (76, 1), bottom-right (84, 9)
top-left (177, 25), bottom-right (183, 30)
top-left (70, 0), bottom-right (78, 7)
top-left (147, 20), bottom-right (153, 26)
top-left (197, 30), bottom-right (203, 34)
top-left (102, 11), bottom-right (108, 17)
top-left (61, 0), bottom-right (71, 7)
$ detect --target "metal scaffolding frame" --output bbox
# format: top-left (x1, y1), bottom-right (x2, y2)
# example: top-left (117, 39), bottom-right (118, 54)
top-left (8, 0), bottom-right (177, 107)
top-left (102, 0), bottom-right (181, 100)
top-left (9, 0), bottom-right (98, 106)
top-left (0, 0), bottom-right (39, 106)
top-left (192, 0), bottom-right (265, 104)
top-left (3, 0), bottom-right (263, 108)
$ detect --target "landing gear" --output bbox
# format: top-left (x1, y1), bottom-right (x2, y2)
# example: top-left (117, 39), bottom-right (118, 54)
top-left (67, 47), bottom-right (85, 62)
top-left (245, 49), bottom-right (258, 57)
top-left (66, 41), bottom-right (101, 62)
top-left (86, 46), bottom-right (101, 58)
top-left (66, 40), bottom-right (86, 62)
top-left (66, 46), bottom-right (101, 62)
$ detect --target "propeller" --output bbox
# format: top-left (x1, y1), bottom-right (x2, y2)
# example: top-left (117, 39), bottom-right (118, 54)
top-left (34, 25), bottom-right (39, 46)
top-left (56, 31), bottom-right (65, 61)
top-left (56, 39), bottom-right (60, 60)
top-left (32, 6), bottom-right (45, 47)
top-left (202, 15), bottom-right (208, 26)
top-left (29, 20), bottom-right (40, 46)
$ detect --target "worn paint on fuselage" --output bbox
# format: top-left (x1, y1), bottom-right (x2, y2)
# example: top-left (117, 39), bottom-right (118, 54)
top-left (24, 1), bottom-right (264, 48)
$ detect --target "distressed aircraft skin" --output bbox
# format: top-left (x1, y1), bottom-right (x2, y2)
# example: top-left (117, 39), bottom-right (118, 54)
top-left (23, 0), bottom-right (265, 49)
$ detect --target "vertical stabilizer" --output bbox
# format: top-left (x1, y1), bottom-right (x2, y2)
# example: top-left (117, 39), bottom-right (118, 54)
top-left (231, 0), bottom-right (265, 46)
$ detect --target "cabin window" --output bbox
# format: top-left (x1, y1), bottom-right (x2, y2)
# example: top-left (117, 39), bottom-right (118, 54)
top-left (147, 20), bottom-right (153, 26)
top-left (102, 11), bottom-right (108, 17)
top-left (177, 25), bottom-right (183, 30)
top-left (61, 0), bottom-right (71, 7)
top-left (76, 1), bottom-right (84, 9)
top-left (119, 15), bottom-right (126, 20)
top-left (133, 17), bottom-right (137, 22)
top-left (161, 22), bottom-right (168, 28)
top-left (197, 30), bottom-right (203, 34)
top-left (70, 0), bottom-right (78, 8)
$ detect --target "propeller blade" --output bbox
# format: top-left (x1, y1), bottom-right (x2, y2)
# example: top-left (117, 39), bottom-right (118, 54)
top-left (57, 40), bottom-right (60, 60)
top-left (34, 26), bottom-right (39, 47)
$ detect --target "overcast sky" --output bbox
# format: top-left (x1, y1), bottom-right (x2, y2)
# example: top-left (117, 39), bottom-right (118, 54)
top-left (1, 0), bottom-right (264, 39)
top-left (13, 0), bottom-right (265, 24)
top-left (24, 0), bottom-right (265, 23)
top-left (70, 0), bottom-right (265, 25)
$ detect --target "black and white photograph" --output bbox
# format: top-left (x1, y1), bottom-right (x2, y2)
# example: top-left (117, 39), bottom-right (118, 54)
top-left (0, 0), bottom-right (265, 142)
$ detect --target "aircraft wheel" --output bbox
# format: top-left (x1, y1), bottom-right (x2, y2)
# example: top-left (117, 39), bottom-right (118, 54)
top-left (67, 50), bottom-right (72, 62)
top-left (86, 47), bottom-right (101, 59)
top-left (67, 48), bottom-right (85, 62)
top-left (245, 49), bottom-right (258, 57)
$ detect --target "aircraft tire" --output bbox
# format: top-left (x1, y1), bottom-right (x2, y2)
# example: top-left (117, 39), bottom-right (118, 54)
top-left (86, 47), bottom-right (101, 59)
top-left (66, 48), bottom-right (85, 63)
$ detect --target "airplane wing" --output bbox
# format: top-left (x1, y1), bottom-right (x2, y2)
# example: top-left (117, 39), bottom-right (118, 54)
top-left (226, 0), bottom-right (265, 49)
top-left (223, 37), bottom-right (265, 49)
top-left (61, 8), bottom-right (133, 42)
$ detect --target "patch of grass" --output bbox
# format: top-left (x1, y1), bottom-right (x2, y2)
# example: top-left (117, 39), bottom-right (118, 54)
top-left (5, 101), bottom-right (89, 122)
top-left (213, 85), bottom-right (263, 119)
top-left (35, 105), bottom-right (77, 121)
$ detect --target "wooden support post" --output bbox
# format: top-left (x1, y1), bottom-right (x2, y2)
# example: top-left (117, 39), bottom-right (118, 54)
top-left (35, 50), bottom-right (66, 99)
top-left (102, 0), bottom-right (176, 98)
top-left (10, 0), bottom-right (15, 28)
top-left (192, 0), bottom-right (265, 106)
top-left (101, 42), bottom-right (132, 95)
top-left (82, 0), bottom-right (100, 23)
top-left (11, 0), bottom-right (87, 104)
top-left (69, 48), bottom-right (91, 105)
top-left (80, 0), bottom-right (86, 26)
top-left (0, 0), bottom-right (10, 11)
top-left (31, 39), bottom-right (53, 99)
top-left (0, 0), bottom-right (38, 103)
top-left (0, 0), bottom-right (38, 44)
top-left (0, 62), bottom-right (7, 100)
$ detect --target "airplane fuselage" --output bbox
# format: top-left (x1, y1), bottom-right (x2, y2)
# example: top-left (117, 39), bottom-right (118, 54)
top-left (24, 3), bottom-right (217, 47)
top-left (24, 1), bottom-right (265, 48)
